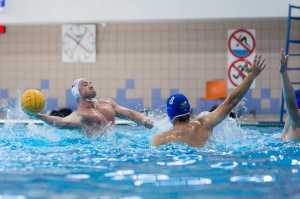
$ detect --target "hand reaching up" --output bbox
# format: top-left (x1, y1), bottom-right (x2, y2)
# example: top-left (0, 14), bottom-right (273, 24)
top-left (279, 48), bottom-right (289, 73)
top-left (244, 54), bottom-right (266, 78)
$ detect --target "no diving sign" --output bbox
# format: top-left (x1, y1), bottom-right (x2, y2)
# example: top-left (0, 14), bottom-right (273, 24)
top-left (227, 29), bottom-right (256, 89)
top-left (228, 29), bottom-right (256, 58)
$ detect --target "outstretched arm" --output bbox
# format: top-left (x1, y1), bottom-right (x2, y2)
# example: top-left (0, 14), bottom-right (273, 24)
top-left (201, 54), bottom-right (266, 129)
top-left (279, 48), bottom-right (300, 125)
top-left (36, 113), bottom-right (81, 129)
top-left (109, 100), bottom-right (153, 129)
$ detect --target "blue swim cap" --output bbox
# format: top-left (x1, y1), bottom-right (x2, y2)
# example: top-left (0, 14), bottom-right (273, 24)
top-left (166, 94), bottom-right (190, 122)
top-left (295, 89), bottom-right (300, 109)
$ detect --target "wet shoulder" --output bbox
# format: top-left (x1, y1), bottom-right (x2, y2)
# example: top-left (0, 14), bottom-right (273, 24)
top-left (98, 98), bottom-right (113, 104)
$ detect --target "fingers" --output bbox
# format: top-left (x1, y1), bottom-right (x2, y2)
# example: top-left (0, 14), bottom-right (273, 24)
top-left (257, 54), bottom-right (262, 65)
top-left (244, 61), bottom-right (248, 70)
top-left (259, 58), bottom-right (266, 68)
top-left (280, 48), bottom-right (284, 64)
top-left (285, 55), bottom-right (289, 63)
top-left (280, 48), bottom-right (289, 65)
top-left (253, 54), bottom-right (258, 66)
top-left (144, 119), bottom-right (154, 129)
top-left (253, 54), bottom-right (263, 67)
top-left (260, 59), bottom-right (267, 71)
top-left (251, 54), bottom-right (266, 73)
top-left (261, 64), bottom-right (267, 70)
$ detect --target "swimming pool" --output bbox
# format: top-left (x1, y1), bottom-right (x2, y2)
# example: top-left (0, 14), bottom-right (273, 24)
top-left (0, 116), bottom-right (299, 199)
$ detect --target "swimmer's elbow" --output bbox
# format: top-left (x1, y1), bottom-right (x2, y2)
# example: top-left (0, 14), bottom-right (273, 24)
top-left (289, 116), bottom-right (300, 127)
top-left (52, 121), bottom-right (69, 128)
top-left (53, 120), bottom-right (78, 129)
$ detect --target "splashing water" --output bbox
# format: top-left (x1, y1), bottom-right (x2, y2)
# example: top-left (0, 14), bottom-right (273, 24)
top-left (0, 93), bottom-right (281, 153)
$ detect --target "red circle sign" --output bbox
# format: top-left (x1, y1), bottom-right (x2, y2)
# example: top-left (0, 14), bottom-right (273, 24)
top-left (228, 59), bottom-right (252, 87)
top-left (228, 29), bottom-right (256, 58)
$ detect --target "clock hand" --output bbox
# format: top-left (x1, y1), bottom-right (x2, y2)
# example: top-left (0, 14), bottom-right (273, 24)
top-left (65, 33), bottom-right (78, 44)
top-left (77, 27), bottom-right (87, 43)
top-left (69, 41), bottom-right (91, 56)
top-left (69, 43), bottom-right (79, 56)
top-left (67, 29), bottom-right (88, 55)
top-left (67, 34), bottom-right (80, 56)
top-left (66, 28), bottom-right (93, 55)
top-left (75, 28), bottom-right (93, 53)
top-left (78, 43), bottom-right (92, 53)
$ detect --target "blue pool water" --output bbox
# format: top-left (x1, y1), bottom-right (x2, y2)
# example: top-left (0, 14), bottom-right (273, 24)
top-left (1, 115), bottom-right (300, 199)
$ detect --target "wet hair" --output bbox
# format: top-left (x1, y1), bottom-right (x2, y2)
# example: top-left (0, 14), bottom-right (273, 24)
top-left (178, 114), bottom-right (190, 122)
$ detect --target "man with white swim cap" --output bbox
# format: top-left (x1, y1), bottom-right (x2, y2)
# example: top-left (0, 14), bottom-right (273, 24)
top-left (151, 54), bottom-right (266, 147)
top-left (36, 78), bottom-right (153, 136)
top-left (279, 48), bottom-right (300, 142)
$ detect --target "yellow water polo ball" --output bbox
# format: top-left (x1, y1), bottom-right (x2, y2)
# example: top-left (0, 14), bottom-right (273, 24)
top-left (21, 89), bottom-right (45, 114)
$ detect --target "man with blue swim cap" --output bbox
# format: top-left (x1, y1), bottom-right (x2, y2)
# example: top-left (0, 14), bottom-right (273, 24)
top-left (36, 78), bottom-right (153, 136)
top-left (151, 54), bottom-right (267, 147)
top-left (279, 48), bottom-right (300, 141)
top-left (166, 94), bottom-right (191, 123)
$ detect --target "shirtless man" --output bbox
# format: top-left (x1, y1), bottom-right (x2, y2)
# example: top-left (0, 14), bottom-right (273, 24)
top-left (279, 48), bottom-right (300, 141)
top-left (150, 54), bottom-right (266, 147)
top-left (36, 78), bottom-right (153, 137)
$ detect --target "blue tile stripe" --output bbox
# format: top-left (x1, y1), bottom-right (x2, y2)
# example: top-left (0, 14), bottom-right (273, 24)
top-left (0, 89), bottom-right (8, 98)
top-left (261, 88), bottom-right (270, 99)
top-left (3, 79), bottom-right (282, 116)
top-left (41, 79), bottom-right (49, 89)
top-left (60, 87), bottom-right (280, 115)
top-left (126, 79), bottom-right (135, 89)
top-left (46, 98), bottom-right (58, 110)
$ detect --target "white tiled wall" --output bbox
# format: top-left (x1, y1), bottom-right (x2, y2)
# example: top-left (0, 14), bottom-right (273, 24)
top-left (0, 19), bottom-right (299, 112)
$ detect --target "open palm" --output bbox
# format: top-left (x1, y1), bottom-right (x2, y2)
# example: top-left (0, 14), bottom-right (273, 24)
top-left (280, 48), bottom-right (289, 73)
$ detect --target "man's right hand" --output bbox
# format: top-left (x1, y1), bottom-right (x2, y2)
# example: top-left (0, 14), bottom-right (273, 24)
top-left (144, 119), bottom-right (154, 129)
top-left (279, 48), bottom-right (289, 73)
top-left (245, 54), bottom-right (266, 78)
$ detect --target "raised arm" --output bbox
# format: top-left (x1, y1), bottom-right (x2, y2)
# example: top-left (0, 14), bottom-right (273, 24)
top-left (109, 99), bottom-right (153, 129)
top-left (279, 48), bottom-right (300, 125)
top-left (201, 54), bottom-right (266, 128)
top-left (36, 113), bottom-right (81, 129)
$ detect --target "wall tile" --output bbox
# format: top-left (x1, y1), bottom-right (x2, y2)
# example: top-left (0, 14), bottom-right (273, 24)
top-left (0, 20), bottom-right (297, 116)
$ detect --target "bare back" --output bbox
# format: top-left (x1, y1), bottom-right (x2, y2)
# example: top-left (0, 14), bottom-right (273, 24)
top-left (150, 117), bottom-right (212, 147)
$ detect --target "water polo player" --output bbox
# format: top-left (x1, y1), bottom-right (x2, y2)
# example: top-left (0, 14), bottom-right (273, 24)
top-left (151, 54), bottom-right (266, 147)
top-left (35, 78), bottom-right (153, 137)
top-left (279, 48), bottom-right (300, 142)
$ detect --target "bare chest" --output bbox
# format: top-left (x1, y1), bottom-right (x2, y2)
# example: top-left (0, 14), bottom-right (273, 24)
top-left (78, 103), bottom-right (116, 131)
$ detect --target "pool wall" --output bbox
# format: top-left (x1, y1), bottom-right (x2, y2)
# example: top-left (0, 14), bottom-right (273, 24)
top-left (0, 19), bottom-right (299, 116)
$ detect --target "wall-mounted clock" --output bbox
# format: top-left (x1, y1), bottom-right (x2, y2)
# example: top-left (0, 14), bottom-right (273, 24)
top-left (62, 24), bottom-right (96, 63)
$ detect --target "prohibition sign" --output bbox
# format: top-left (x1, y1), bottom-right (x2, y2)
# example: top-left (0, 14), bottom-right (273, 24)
top-left (228, 59), bottom-right (252, 87)
top-left (228, 29), bottom-right (256, 58)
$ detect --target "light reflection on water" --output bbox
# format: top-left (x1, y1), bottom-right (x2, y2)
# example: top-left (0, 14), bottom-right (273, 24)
top-left (0, 114), bottom-right (300, 198)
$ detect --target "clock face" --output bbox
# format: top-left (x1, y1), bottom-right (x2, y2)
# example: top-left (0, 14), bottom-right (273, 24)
top-left (62, 24), bottom-right (96, 63)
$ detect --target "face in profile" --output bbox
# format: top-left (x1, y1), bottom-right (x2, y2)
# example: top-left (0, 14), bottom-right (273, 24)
top-left (79, 79), bottom-right (97, 99)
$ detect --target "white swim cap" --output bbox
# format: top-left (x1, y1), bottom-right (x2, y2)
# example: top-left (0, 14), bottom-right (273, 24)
top-left (71, 78), bottom-right (85, 100)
